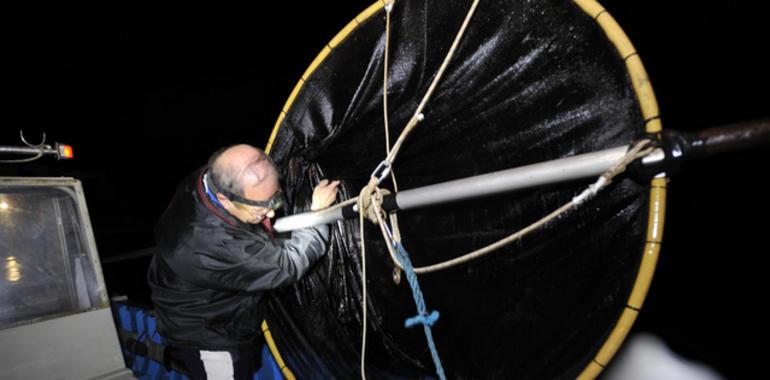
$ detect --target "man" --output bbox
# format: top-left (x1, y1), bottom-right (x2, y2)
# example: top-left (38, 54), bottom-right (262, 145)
top-left (147, 144), bottom-right (339, 380)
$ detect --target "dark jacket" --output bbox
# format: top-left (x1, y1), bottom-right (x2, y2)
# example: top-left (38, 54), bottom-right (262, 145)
top-left (147, 169), bottom-right (329, 350)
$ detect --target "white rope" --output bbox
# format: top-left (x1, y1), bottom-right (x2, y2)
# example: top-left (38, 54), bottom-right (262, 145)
top-left (572, 176), bottom-right (608, 205)
top-left (409, 139), bottom-right (655, 274)
top-left (383, 0), bottom-right (481, 165)
top-left (360, 0), bottom-right (484, 374)
top-left (358, 195), bottom-right (369, 380)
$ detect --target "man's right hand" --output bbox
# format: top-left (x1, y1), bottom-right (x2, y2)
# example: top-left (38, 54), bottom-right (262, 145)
top-left (311, 179), bottom-right (340, 211)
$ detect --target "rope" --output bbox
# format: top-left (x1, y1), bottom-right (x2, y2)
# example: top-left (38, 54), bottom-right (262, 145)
top-left (358, 175), bottom-right (395, 380)
top-left (382, 0), bottom-right (405, 283)
top-left (407, 139), bottom-right (655, 274)
top-left (365, 192), bottom-right (446, 380)
top-left (358, 193), bottom-right (369, 380)
top-left (381, 0), bottom-right (481, 167)
top-left (352, 140), bottom-right (652, 380)
top-left (356, 140), bottom-right (655, 276)
top-left (383, 0), bottom-right (394, 167)
top-left (354, 142), bottom-right (653, 380)
top-left (392, 241), bottom-right (447, 380)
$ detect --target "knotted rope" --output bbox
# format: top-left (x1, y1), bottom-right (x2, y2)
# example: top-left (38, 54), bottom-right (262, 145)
top-left (393, 242), bottom-right (446, 380)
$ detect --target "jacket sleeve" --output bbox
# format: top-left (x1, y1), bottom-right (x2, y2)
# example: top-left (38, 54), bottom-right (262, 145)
top-left (187, 224), bottom-right (331, 292)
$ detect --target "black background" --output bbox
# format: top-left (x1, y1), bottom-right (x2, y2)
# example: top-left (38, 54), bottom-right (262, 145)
top-left (2, 0), bottom-right (768, 378)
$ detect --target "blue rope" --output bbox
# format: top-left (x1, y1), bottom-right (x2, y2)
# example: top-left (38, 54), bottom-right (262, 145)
top-left (393, 241), bottom-right (446, 380)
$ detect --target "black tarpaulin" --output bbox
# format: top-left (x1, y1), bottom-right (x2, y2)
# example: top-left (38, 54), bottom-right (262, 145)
top-left (265, 0), bottom-right (652, 378)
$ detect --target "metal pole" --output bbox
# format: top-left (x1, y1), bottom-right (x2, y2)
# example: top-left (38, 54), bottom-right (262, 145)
top-left (394, 146), bottom-right (631, 210)
top-left (673, 118), bottom-right (770, 161)
top-left (0, 146), bottom-right (55, 155)
top-left (274, 118), bottom-right (770, 232)
top-left (274, 144), bottom-right (661, 232)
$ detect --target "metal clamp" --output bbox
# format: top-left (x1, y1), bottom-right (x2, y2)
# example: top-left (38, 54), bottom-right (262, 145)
top-left (370, 159), bottom-right (392, 184)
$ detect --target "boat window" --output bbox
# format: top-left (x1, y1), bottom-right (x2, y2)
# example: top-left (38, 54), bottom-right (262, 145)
top-left (0, 185), bottom-right (105, 330)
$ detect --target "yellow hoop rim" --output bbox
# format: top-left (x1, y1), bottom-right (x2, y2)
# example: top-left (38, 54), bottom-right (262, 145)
top-left (263, 1), bottom-right (666, 379)
top-left (573, 0), bottom-right (665, 378)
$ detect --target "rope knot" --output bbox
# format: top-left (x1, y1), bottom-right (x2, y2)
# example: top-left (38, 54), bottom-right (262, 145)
top-left (358, 177), bottom-right (390, 225)
top-left (405, 310), bottom-right (440, 328)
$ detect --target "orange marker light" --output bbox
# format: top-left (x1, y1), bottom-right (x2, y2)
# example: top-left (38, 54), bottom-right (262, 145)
top-left (58, 144), bottom-right (74, 159)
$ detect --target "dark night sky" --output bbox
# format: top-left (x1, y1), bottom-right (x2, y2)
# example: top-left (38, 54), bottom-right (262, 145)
top-left (2, 0), bottom-right (769, 378)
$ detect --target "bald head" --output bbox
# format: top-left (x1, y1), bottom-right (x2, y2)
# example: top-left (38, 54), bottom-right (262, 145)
top-left (208, 144), bottom-right (279, 199)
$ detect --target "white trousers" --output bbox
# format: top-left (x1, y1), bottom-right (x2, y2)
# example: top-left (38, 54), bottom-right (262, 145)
top-left (199, 350), bottom-right (235, 380)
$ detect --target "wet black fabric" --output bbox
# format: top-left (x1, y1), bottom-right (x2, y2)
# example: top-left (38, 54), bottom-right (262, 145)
top-left (148, 169), bottom-right (330, 350)
top-left (266, 0), bottom-right (649, 378)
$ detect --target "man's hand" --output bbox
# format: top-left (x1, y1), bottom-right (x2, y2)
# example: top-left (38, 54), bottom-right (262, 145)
top-left (311, 179), bottom-right (340, 211)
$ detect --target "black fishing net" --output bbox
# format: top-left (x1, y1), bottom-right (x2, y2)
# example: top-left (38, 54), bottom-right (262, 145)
top-left (266, 0), bottom-right (650, 378)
